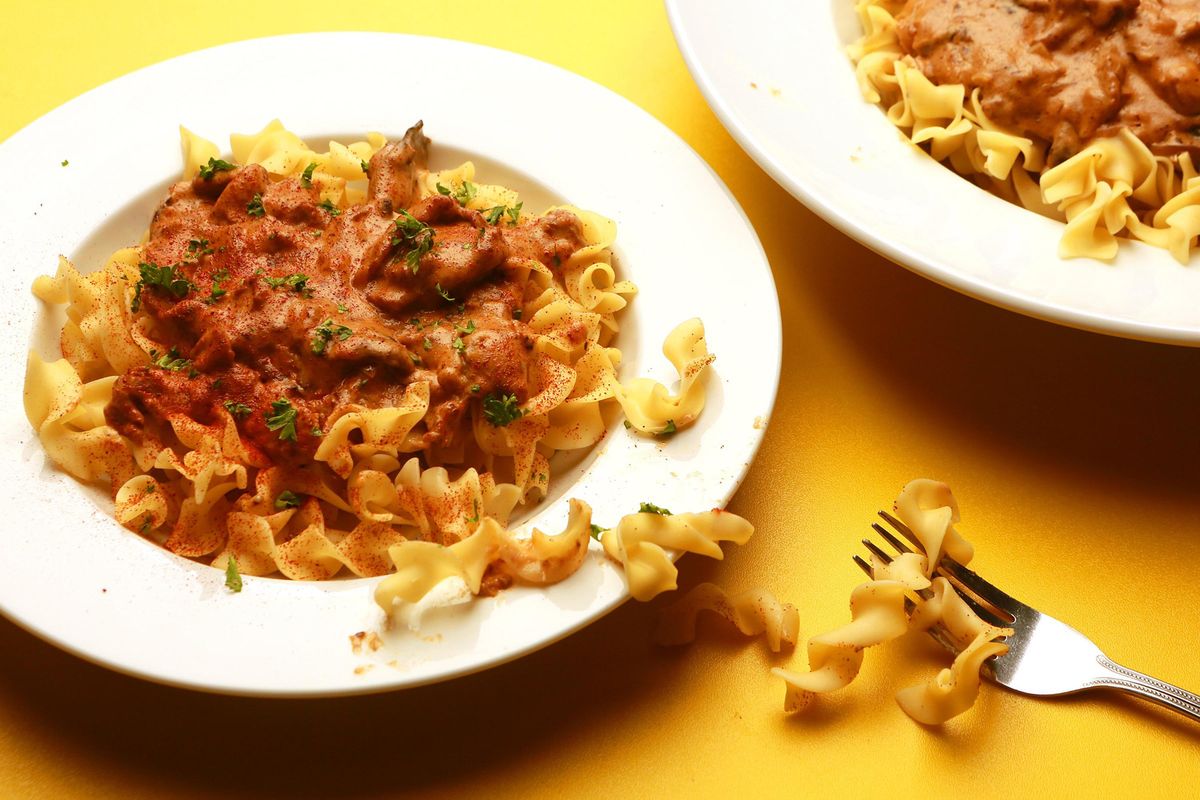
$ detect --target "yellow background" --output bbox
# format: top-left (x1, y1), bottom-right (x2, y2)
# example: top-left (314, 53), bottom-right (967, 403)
top-left (3, 1), bottom-right (1199, 797)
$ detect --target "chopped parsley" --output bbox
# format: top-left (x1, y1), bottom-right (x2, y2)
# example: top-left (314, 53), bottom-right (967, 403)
top-left (470, 384), bottom-right (480, 393)
top-left (482, 392), bottom-right (523, 427)
top-left (590, 523), bottom-right (605, 540)
top-left (263, 273), bottom-right (310, 294)
top-left (455, 320), bottom-right (476, 336)
top-left (639, 502), bottom-right (672, 516)
top-left (150, 346), bottom-right (191, 372)
top-left (360, 159), bottom-right (370, 174)
top-left (466, 500), bottom-right (480, 524)
top-left (223, 401), bottom-right (252, 418)
top-left (423, 336), bottom-right (433, 350)
top-left (311, 426), bottom-right (324, 437)
top-left (310, 319), bottom-right (353, 355)
top-left (452, 336), bottom-right (466, 354)
top-left (224, 555), bottom-right (242, 592)
top-left (410, 353), bottom-right (422, 365)
top-left (337, 303), bottom-right (348, 313)
top-left (512, 308), bottom-right (523, 320)
top-left (437, 180), bottom-right (477, 206)
top-left (205, 269), bottom-right (229, 303)
top-left (186, 238), bottom-right (214, 259)
top-left (264, 398), bottom-right (299, 442)
top-left (392, 210), bottom-right (435, 274)
top-left (659, 420), bottom-right (677, 437)
top-left (60, 159), bottom-right (69, 167)
top-left (319, 198), bottom-right (341, 216)
top-left (274, 490), bottom-right (302, 510)
top-left (246, 193), bottom-right (266, 217)
top-left (198, 157), bottom-right (236, 180)
top-left (434, 283), bottom-right (455, 303)
top-left (483, 202), bottom-right (522, 225)
top-left (301, 162), bottom-right (317, 188)
top-left (131, 262), bottom-right (196, 312)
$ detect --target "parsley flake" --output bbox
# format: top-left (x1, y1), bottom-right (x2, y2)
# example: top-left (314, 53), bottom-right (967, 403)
top-left (274, 490), bottom-right (302, 510)
top-left (198, 157), bottom-right (236, 180)
top-left (483, 206), bottom-right (505, 225)
top-left (319, 198), bottom-right (341, 217)
top-left (60, 159), bottom-right (69, 167)
top-left (435, 283), bottom-right (455, 303)
top-left (482, 392), bottom-right (524, 427)
top-left (264, 398), bottom-right (299, 442)
top-left (224, 555), bottom-right (243, 592)
top-left (453, 180), bottom-right (477, 206)
top-left (360, 159), bottom-right (370, 175)
top-left (590, 524), bottom-right (605, 540)
top-left (392, 210), bottom-right (435, 274)
top-left (301, 162), bottom-right (317, 188)
top-left (659, 420), bottom-right (677, 437)
top-left (311, 319), bottom-right (353, 355)
top-left (506, 202), bottom-right (523, 225)
top-left (131, 262), bottom-right (196, 312)
top-left (247, 193), bottom-right (266, 217)
top-left (223, 401), bottom-right (252, 419)
top-left (423, 336), bottom-right (433, 351)
top-left (455, 320), bottom-right (476, 336)
top-left (151, 346), bottom-right (191, 372)
top-left (452, 336), bottom-right (466, 354)
top-left (639, 502), bottom-right (672, 516)
top-left (263, 273), bottom-right (310, 294)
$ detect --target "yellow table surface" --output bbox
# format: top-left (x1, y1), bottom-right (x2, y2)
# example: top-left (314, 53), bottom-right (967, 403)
top-left (3, 2), bottom-right (1199, 797)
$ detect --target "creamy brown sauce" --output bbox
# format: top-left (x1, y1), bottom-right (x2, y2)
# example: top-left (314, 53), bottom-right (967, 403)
top-left (106, 123), bottom-right (588, 468)
top-left (896, 0), bottom-right (1200, 160)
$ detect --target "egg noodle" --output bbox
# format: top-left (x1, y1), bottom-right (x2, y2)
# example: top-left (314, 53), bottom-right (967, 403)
top-left (852, 0), bottom-right (1200, 262)
top-left (25, 122), bottom-right (749, 609)
top-left (771, 479), bottom-right (1011, 724)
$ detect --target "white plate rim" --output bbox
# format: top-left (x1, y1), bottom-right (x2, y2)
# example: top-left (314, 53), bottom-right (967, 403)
top-left (666, 0), bottom-right (1200, 347)
top-left (0, 31), bottom-right (782, 696)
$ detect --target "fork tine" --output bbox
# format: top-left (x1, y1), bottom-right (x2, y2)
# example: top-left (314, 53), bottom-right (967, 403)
top-left (861, 538), bottom-right (894, 567)
top-left (936, 558), bottom-right (1023, 620)
top-left (934, 570), bottom-right (1013, 628)
top-left (872, 523), bottom-right (915, 557)
top-left (877, 510), bottom-right (923, 551)
top-left (873, 513), bottom-right (1012, 627)
top-left (852, 554), bottom-right (873, 578)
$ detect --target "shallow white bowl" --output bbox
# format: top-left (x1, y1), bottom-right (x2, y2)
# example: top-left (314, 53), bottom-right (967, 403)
top-left (0, 32), bottom-right (781, 696)
top-left (667, 0), bottom-right (1200, 345)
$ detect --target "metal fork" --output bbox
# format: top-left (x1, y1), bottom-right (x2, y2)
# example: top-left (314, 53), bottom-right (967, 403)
top-left (854, 510), bottom-right (1200, 722)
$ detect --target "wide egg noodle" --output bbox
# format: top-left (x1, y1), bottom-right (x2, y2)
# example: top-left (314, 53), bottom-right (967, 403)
top-left (655, 582), bottom-right (800, 653)
top-left (850, 0), bottom-right (1200, 262)
top-left (599, 510), bottom-right (754, 601)
top-left (614, 318), bottom-right (715, 436)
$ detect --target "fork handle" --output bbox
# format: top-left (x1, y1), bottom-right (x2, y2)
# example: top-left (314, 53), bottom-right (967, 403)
top-left (1089, 655), bottom-right (1200, 722)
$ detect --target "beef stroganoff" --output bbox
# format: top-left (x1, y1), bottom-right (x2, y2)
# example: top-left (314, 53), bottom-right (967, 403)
top-left (852, 0), bottom-right (1200, 261)
top-left (25, 121), bottom-right (751, 615)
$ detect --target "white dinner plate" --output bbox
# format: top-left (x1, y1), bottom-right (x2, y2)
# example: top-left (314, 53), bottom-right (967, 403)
top-left (0, 33), bottom-right (781, 696)
top-left (667, 0), bottom-right (1200, 345)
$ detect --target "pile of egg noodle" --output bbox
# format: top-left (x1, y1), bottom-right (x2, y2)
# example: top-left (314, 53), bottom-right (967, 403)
top-left (25, 122), bottom-right (752, 610)
top-left (657, 479), bottom-right (1010, 726)
top-left (851, 0), bottom-right (1200, 263)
